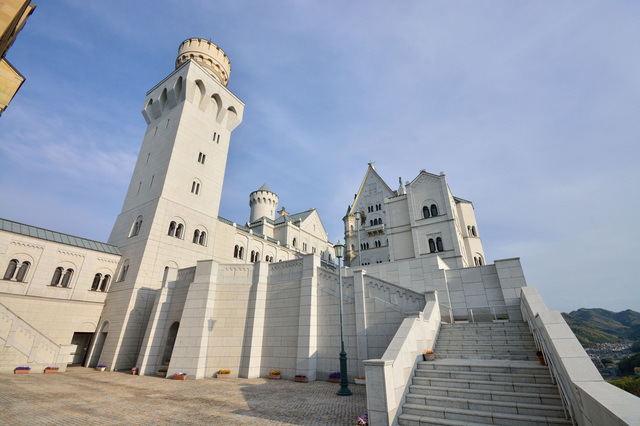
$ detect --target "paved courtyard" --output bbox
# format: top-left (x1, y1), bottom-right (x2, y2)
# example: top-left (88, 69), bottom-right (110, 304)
top-left (2, 367), bottom-right (367, 425)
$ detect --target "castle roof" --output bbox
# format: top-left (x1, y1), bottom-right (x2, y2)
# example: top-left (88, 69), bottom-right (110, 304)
top-left (0, 218), bottom-right (121, 255)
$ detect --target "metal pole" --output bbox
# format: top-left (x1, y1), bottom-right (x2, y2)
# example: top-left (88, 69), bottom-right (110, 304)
top-left (337, 255), bottom-right (351, 396)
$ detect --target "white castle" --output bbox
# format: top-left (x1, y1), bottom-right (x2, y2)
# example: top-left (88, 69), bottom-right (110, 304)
top-left (1, 38), bottom-right (637, 425)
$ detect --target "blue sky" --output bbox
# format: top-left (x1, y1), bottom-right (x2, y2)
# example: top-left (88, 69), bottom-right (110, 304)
top-left (1, 1), bottom-right (638, 313)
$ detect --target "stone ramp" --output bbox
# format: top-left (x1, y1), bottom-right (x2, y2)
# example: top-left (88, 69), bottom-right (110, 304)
top-left (398, 322), bottom-right (571, 425)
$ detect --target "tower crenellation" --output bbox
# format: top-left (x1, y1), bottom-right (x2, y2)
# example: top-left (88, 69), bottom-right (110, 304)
top-left (176, 38), bottom-right (231, 87)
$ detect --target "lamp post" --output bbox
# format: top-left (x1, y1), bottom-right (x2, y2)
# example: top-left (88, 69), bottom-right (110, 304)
top-left (354, 212), bottom-right (362, 267)
top-left (334, 240), bottom-right (351, 396)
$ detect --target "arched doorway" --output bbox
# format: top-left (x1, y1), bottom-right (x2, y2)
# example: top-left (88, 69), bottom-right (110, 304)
top-left (162, 322), bottom-right (179, 365)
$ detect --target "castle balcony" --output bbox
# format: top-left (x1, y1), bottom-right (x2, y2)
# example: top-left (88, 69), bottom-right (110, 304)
top-left (366, 223), bottom-right (385, 236)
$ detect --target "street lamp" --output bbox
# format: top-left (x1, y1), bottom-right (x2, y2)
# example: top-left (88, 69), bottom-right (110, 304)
top-left (334, 240), bottom-right (351, 396)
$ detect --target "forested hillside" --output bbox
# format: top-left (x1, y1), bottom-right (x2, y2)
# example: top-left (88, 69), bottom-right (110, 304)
top-left (561, 308), bottom-right (640, 347)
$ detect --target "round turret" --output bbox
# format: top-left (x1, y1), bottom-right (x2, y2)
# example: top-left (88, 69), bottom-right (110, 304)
top-left (176, 38), bottom-right (231, 86)
top-left (249, 183), bottom-right (278, 222)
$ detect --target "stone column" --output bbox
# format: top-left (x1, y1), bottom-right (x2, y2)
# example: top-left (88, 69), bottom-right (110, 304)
top-left (240, 260), bottom-right (269, 378)
top-left (136, 268), bottom-right (177, 375)
top-left (295, 254), bottom-right (319, 381)
top-left (169, 260), bottom-right (218, 379)
top-left (352, 268), bottom-right (368, 376)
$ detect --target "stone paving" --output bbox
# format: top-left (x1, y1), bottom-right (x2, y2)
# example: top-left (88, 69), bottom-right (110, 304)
top-left (1, 367), bottom-right (367, 425)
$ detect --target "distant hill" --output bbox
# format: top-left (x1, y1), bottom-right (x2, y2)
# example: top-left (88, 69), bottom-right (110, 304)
top-left (561, 308), bottom-right (640, 347)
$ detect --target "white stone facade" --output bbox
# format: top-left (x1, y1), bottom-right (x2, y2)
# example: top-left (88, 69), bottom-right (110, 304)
top-left (2, 38), bottom-right (526, 380)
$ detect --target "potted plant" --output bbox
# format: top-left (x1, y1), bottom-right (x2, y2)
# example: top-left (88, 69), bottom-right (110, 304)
top-left (423, 350), bottom-right (435, 361)
top-left (536, 351), bottom-right (546, 365)
top-left (355, 376), bottom-right (366, 385)
top-left (173, 372), bottom-right (187, 380)
top-left (14, 366), bottom-right (30, 374)
top-left (268, 370), bottom-right (281, 380)
top-left (157, 368), bottom-right (167, 377)
top-left (294, 374), bottom-right (308, 383)
top-left (44, 366), bottom-right (59, 373)
top-left (217, 369), bottom-right (230, 378)
top-left (96, 364), bottom-right (107, 371)
top-left (131, 367), bottom-right (139, 375)
top-left (357, 413), bottom-right (369, 425)
top-left (328, 371), bottom-right (340, 383)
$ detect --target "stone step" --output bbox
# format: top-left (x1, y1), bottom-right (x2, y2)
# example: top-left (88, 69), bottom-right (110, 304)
top-left (400, 404), bottom-right (571, 425)
top-left (439, 329), bottom-right (532, 337)
top-left (405, 394), bottom-right (566, 418)
top-left (435, 348), bottom-right (537, 356)
top-left (441, 321), bottom-right (529, 330)
top-left (417, 360), bottom-right (548, 375)
top-left (412, 376), bottom-right (560, 394)
top-left (409, 384), bottom-right (562, 406)
top-left (436, 343), bottom-right (537, 351)
top-left (414, 369), bottom-right (553, 385)
top-left (435, 353), bottom-right (539, 362)
top-left (399, 413), bottom-right (487, 425)
top-left (437, 336), bottom-right (534, 345)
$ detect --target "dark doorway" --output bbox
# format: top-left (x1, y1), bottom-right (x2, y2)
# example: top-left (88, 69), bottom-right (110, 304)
top-left (69, 332), bottom-right (93, 365)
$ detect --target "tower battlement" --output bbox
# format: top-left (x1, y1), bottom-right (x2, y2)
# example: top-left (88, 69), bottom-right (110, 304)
top-left (176, 38), bottom-right (231, 86)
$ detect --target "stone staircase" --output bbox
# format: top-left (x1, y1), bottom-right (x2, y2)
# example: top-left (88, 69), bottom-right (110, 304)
top-left (398, 322), bottom-right (572, 425)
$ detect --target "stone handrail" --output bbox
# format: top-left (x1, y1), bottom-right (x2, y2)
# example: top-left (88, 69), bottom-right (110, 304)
top-left (520, 287), bottom-right (640, 425)
top-left (364, 291), bottom-right (441, 425)
top-left (366, 276), bottom-right (425, 313)
top-left (0, 302), bottom-right (72, 372)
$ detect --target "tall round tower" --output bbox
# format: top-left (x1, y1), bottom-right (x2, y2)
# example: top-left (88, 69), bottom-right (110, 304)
top-left (249, 184), bottom-right (278, 222)
top-left (176, 38), bottom-right (231, 86)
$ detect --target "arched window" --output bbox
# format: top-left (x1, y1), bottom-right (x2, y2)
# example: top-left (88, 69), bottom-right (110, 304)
top-left (199, 232), bottom-right (206, 246)
top-left (423, 206), bottom-right (430, 218)
top-left (51, 267), bottom-right (63, 286)
top-left (191, 181), bottom-right (201, 195)
top-left (254, 252), bottom-right (259, 262)
top-left (472, 226), bottom-right (477, 236)
top-left (91, 273), bottom-right (101, 291)
top-left (239, 246), bottom-right (244, 259)
top-left (61, 268), bottom-right (74, 287)
top-left (118, 260), bottom-right (130, 282)
top-left (234, 245), bottom-right (239, 258)
top-left (365, 242), bottom-right (370, 249)
top-left (100, 275), bottom-right (110, 292)
top-left (176, 224), bottom-right (184, 239)
top-left (131, 216), bottom-right (143, 237)
top-left (431, 204), bottom-right (438, 217)
top-left (292, 238), bottom-right (297, 248)
top-left (436, 237), bottom-right (444, 252)
top-left (428, 239), bottom-right (436, 253)
top-left (193, 230), bottom-right (200, 243)
top-left (3, 259), bottom-right (18, 280)
top-left (15, 261), bottom-right (30, 282)
top-left (168, 221), bottom-right (176, 236)
top-left (467, 226), bottom-right (472, 235)
top-left (250, 251), bottom-right (255, 263)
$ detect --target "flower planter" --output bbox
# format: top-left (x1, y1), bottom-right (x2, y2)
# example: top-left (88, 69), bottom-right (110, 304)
top-left (217, 373), bottom-right (230, 378)
top-left (294, 376), bottom-right (308, 383)
top-left (268, 374), bottom-right (280, 380)
top-left (14, 369), bottom-right (30, 374)
top-left (173, 375), bottom-right (187, 380)
top-left (131, 370), bottom-right (138, 375)
top-left (157, 371), bottom-right (167, 377)
top-left (354, 378), bottom-right (366, 385)
top-left (96, 367), bottom-right (106, 371)
top-left (328, 377), bottom-right (340, 383)
top-left (44, 369), bottom-right (59, 374)
top-left (423, 353), bottom-right (435, 361)
top-left (536, 351), bottom-right (546, 366)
